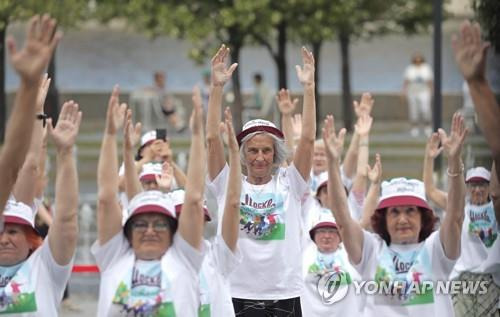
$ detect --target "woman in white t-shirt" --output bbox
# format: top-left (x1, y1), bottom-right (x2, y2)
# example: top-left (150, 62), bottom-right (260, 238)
top-left (0, 88), bottom-right (81, 315)
top-left (301, 215), bottom-right (361, 316)
top-left (205, 45), bottom-right (316, 315)
top-left (423, 134), bottom-right (499, 316)
top-left (92, 86), bottom-right (207, 317)
top-left (403, 53), bottom-right (433, 137)
top-left (322, 113), bottom-right (467, 317)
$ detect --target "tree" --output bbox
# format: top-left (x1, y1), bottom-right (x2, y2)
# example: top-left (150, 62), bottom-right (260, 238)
top-left (473, 0), bottom-right (500, 50)
top-left (0, 0), bottom-right (89, 142)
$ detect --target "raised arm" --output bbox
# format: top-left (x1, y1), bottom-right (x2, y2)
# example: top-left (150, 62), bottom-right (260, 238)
top-left (490, 163), bottom-right (500, 222)
top-left (12, 75), bottom-right (51, 204)
top-left (123, 110), bottom-right (143, 200)
top-left (438, 113), bottom-right (467, 260)
top-left (47, 101), bottom-right (82, 265)
top-left (360, 154), bottom-right (382, 230)
top-left (206, 45), bottom-right (238, 180)
top-left (97, 86), bottom-right (127, 245)
top-left (343, 93), bottom-right (374, 178)
top-left (221, 108), bottom-right (242, 251)
top-left (423, 133), bottom-right (447, 209)
top-left (276, 89), bottom-right (299, 160)
top-left (323, 115), bottom-right (364, 264)
top-left (156, 161), bottom-right (175, 193)
top-left (0, 15), bottom-right (61, 213)
top-left (293, 47), bottom-right (316, 180)
top-left (452, 21), bottom-right (500, 182)
top-left (350, 113), bottom-right (373, 198)
top-left (178, 87), bottom-right (206, 250)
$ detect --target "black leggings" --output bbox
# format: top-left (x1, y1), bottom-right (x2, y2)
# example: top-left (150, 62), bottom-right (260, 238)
top-left (232, 297), bottom-right (302, 317)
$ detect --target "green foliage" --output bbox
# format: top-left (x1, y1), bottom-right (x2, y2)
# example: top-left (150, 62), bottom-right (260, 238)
top-left (473, 0), bottom-right (500, 49)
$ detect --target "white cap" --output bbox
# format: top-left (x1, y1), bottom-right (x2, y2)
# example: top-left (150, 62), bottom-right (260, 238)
top-left (168, 189), bottom-right (212, 221)
top-left (465, 167), bottom-right (490, 183)
top-left (139, 162), bottom-right (163, 182)
top-left (377, 178), bottom-right (431, 211)
top-left (4, 199), bottom-right (37, 230)
top-left (126, 191), bottom-right (176, 225)
top-left (236, 119), bottom-right (284, 145)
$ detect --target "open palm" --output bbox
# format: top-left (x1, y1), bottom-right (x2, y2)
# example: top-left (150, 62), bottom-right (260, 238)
top-left (49, 101), bottom-right (82, 150)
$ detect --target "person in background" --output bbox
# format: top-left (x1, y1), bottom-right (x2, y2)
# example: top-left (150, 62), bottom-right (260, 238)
top-left (403, 52), bottom-right (433, 137)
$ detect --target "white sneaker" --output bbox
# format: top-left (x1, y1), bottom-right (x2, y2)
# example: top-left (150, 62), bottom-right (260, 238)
top-left (410, 127), bottom-right (419, 137)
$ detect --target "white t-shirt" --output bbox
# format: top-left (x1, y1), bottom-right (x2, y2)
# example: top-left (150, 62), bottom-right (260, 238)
top-left (0, 239), bottom-right (73, 316)
top-left (404, 63), bottom-right (433, 94)
top-left (301, 243), bottom-right (361, 316)
top-left (91, 232), bottom-right (205, 317)
top-left (353, 230), bottom-right (456, 317)
top-left (202, 235), bottom-right (242, 316)
top-left (451, 201), bottom-right (500, 285)
top-left (207, 163), bottom-right (309, 300)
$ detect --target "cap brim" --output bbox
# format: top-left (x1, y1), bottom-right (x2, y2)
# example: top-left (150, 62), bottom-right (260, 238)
top-left (376, 195), bottom-right (432, 212)
top-left (316, 181), bottom-right (328, 196)
top-left (4, 216), bottom-right (40, 236)
top-left (139, 174), bottom-right (159, 182)
top-left (465, 177), bottom-right (489, 183)
top-left (309, 221), bottom-right (339, 241)
top-left (237, 126), bottom-right (284, 146)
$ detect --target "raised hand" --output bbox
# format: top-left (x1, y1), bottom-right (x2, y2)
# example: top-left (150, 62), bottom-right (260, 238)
top-left (322, 115), bottom-right (346, 161)
top-left (452, 21), bottom-right (490, 82)
top-left (276, 89), bottom-right (299, 116)
top-left (190, 86), bottom-right (203, 134)
top-left (105, 85), bottom-right (127, 135)
top-left (211, 44), bottom-right (238, 87)
top-left (438, 112), bottom-right (468, 158)
top-left (7, 15), bottom-right (62, 84)
top-left (295, 47), bottom-right (315, 86)
top-left (353, 92), bottom-right (374, 117)
top-left (291, 114), bottom-right (302, 140)
top-left (367, 153), bottom-right (382, 184)
top-left (425, 132), bottom-right (443, 159)
top-left (48, 101), bottom-right (82, 151)
top-left (123, 109), bottom-right (136, 151)
top-left (36, 74), bottom-right (51, 112)
top-left (354, 113), bottom-right (373, 137)
top-left (155, 161), bottom-right (174, 191)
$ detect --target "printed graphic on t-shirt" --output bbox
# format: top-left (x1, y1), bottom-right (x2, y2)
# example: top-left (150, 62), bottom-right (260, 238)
top-left (0, 262), bottom-right (37, 314)
top-left (198, 271), bottom-right (210, 317)
top-left (307, 251), bottom-right (351, 287)
top-left (239, 192), bottom-right (285, 240)
top-left (467, 203), bottom-right (498, 248)
top-left (112, 260), bottom-right (175, 316)
top-left (374, 244), bottom-right (434, 306)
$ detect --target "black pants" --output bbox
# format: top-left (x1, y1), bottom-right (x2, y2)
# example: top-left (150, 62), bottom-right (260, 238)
top-left (233, 297), bottom-right (302, 317)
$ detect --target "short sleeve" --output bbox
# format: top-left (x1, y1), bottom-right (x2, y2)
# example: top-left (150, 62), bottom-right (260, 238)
top-left (170, 233), bottom-right (206, 274)
top-left (91, 232), bottom-right (131, 272)
top-left (351, 230), bottom-right (383, 278)
top-left (37, 238), bottom-right (74, 285)
top-left (206, 235), bottom-right (242, 278)
top-left (426, 231), bottom-right (456, 279)
top-left (206, 164), bottom-right (229, 201)
top-left (284, 164), bottom-right (310, 200)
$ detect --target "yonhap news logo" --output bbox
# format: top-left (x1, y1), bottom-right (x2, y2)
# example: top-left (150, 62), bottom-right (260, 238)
top-left (317, 270), bottom-right (490, 305)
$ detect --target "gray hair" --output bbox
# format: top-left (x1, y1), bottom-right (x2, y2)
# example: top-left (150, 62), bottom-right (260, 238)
top-left (239, 131), bottom-right (290, 174)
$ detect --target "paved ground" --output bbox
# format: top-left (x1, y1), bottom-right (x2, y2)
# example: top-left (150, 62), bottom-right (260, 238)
top-left (59, 274), bottom-right (99, 317)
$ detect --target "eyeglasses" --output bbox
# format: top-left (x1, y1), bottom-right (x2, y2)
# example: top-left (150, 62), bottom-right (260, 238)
top-left (131, 221), bottom-right (169, 233)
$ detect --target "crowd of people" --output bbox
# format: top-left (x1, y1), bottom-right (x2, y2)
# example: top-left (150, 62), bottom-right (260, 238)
top-left (0, 14), bottom-right (498, 317)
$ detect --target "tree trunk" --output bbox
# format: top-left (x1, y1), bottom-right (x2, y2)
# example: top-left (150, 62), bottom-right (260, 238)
top-left (312, 41), bottom-right (322, 137)
top-left (228, 39), bottom-right (243, 133)
top-left (339, 31), bottom-right (353, 131)
top-left (45, 48), bottom-right (59, 126)
top-left (275, 21), bottom-right (288, 90)
top-left (0, 27), bottom-right (5, 143)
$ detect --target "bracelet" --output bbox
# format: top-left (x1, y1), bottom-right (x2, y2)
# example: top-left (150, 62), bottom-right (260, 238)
top-left (447, 163), bottom-right (464, 177)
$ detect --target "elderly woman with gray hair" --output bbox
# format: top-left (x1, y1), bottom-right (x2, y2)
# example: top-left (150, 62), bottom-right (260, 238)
top-left (206, 44), bottom-right (316, 315)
